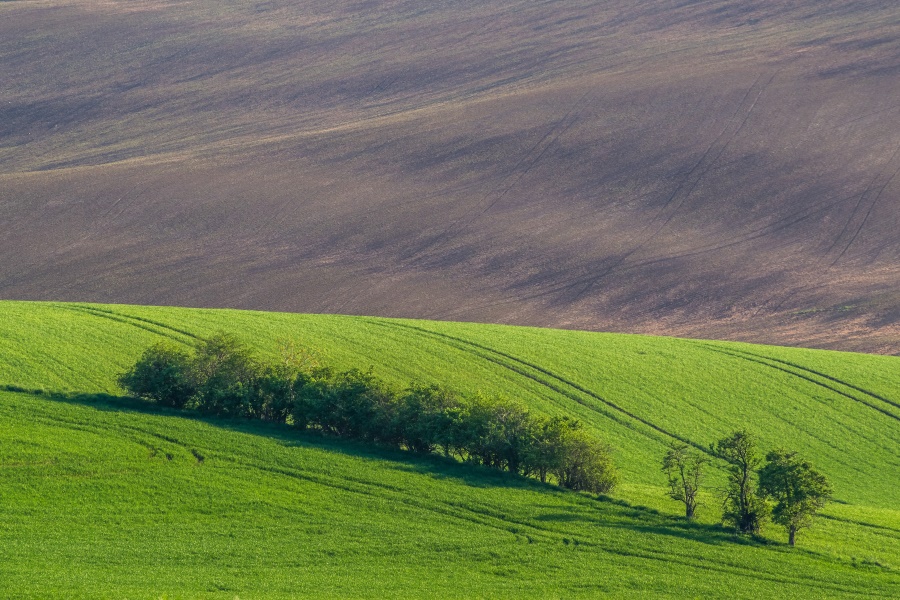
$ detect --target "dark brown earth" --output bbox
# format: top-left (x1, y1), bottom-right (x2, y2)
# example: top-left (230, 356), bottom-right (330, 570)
top-left (2, 0), bottom-right (899, 353)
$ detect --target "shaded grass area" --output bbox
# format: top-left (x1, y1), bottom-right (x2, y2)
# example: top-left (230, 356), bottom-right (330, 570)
top-left (0, 301), bottom-right (899, 596)
top-left (1, 388), bottom-right (898, 599)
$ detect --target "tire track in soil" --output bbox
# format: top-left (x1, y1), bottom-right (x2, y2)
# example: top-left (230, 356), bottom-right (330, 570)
top-left (829, 145), bottom-right (900, 267)
top-left (218, 454), bottom-right (885, 597)
top-left (565, 185), bottom-right (855, 283)
top-left (27, 398), bottom-right (887, 595)
top-left (16, 388), bottom-right (566, 543)
top-left (566, 71), bottom-right (777, 301)
top-left (364, 318), bottom-right (710, 454)
top-left (703, 344), bottom-right (900, 414)
top-left (219, 451), bottom-right (565, 543)
top-left (8, 393), bottom-right (889, 595)
top-left (432, 186), bottom-right (859, 321)
top-left (408, 88), bottom-right (596, 266)
top-left (20, 408), bottom-right (195, 465)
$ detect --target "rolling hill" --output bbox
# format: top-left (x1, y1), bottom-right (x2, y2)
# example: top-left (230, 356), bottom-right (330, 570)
top-left (2, 0), bottom-right (899, 353)
top-left (1, 301), bottom-right (899, 597)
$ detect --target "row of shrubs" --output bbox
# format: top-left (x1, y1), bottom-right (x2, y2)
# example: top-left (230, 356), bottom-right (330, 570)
top-left (119, 333), bottom-right (618, 493)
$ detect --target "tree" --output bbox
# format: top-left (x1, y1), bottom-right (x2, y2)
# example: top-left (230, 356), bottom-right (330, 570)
top-left (252, 339), bottom-right (321, 423)
top-left (552, 427), bottom-right (618, 494)
top-left (712, 430), bottom-right (768, 533)
top-left (758, 449), bottom-right (832, 546)
top-left (191, 332), bottom-right (261, 417)
top-left (396, 384), bottom-right (461, 455)
top-left (118, 342), bottom-right (195, 408)
top-left (485, 397), bottom-right (533, 475)
top-left (523, 416), bottom-right (576, 484)
top-left (662, 443), bottom-right (709, 520)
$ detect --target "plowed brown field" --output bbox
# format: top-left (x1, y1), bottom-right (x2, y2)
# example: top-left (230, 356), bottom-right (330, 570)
top-left (2, 0), bottom-right (899, 352)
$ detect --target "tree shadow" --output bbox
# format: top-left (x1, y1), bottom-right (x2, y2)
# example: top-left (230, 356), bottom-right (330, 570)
top-left (9, 387), bottom-right (545, 492)
top-left (3, 386), bottom-right (831, 555)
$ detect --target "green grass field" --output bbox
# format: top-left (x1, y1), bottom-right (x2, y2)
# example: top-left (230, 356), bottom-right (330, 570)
top-left (1, 301), bottom-right (898, 597)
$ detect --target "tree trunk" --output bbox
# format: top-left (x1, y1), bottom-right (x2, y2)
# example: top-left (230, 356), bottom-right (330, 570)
top-left (789, 528), bottom-right (796, 546)
top-left (685, 505), bottom-right (694, 520)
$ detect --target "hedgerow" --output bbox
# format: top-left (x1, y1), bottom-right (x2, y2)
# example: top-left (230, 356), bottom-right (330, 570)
top-left (119, 332), bottom-right (617, 494)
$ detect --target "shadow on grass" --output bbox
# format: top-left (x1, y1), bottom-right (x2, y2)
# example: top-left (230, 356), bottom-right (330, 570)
top-left (1, 385), bottom-right (796, 551)
top-left (5, 385), bottom-right (544, 492)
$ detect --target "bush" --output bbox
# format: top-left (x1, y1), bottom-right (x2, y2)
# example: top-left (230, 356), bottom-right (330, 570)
top-left (191, 333), bottom-right (261, 418)
top-left (553, 426), bottom-right (618, 494)
top-left (118, 343), bottom-right (195, 409)
top-left (468, 395), bottom-right (533, 474)
top-left (524, 416), bottom-right (579, 483)
top-left (396, 384), bottom-right (462, 454)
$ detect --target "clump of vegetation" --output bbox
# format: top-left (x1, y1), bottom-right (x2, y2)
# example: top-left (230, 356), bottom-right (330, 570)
top-left (118, 342), bottom-right (196, 409)
top-left (711, 430), bottom-right (769, 534)
top-left (661, 443), bottom-right (708, 520)
top-left (119, 332), bottom-right (617, 494)
top-left (758, 449), bottom-right (832, 546)
top-left (661, 430), bottom-right (832, 546)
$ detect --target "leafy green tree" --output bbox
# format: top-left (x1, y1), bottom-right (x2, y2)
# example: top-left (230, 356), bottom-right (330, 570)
top-left (523, 416), bottom-right (576, 483)
top-left (396, 384), bottom-right (460, 454)
top-left (252, 339), bottom-right (322, 423)
top-left (345, 370), bottom-right (399, 444)
top-left (191, 332), bottom-right (261, 417)
top-left (553, 427), bottom-right (617, 494)
top-left (486, 397), bottom-right (533, 475)
top-left (454, 392), bottom-right (500, 467)
top-left (118, 342), bottom-right (195, 408)
top-left (662, 443), bottom-right (709, 520)
top-left (758, 449), bottom-right (832, 546)
top-left (295, 368), bottom-right (398, 441)
top-left (251, 365), bottom-right (310, 423)
top-left (712, 430), bottom-right (768, 534)
top-left (290, 366), bottom-right (335, 431)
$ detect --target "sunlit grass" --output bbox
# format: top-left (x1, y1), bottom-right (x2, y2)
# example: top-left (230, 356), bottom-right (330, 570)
top-left (0, 301), bottom-right (898, 596)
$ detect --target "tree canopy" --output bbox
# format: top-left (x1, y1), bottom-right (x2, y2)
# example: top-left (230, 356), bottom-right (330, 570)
top-left (662, 443), bottom-right (708, 520)
top-left (758, 449), bottom-right (832, 546)
top-left (119, 333), bottom-right (618, 495)
top-left (711, 430), bottom-right (768, 534)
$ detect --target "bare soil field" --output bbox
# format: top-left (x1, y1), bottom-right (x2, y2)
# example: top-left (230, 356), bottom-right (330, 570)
top-left (2, 0), bottom-right (899, 353)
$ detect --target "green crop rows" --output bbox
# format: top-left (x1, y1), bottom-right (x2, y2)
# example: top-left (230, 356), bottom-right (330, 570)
top-left (1, 301), bottom-right (898, 598)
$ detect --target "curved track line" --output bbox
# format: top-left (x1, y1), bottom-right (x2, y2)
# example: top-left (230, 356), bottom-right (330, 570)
top-left (568, 72), bottom-right (776, 299)
top-left (831, 159), bottom-right (900, 266)
top-left (698, 344), bottom-right (900, 424)
top-left (432, 186), bottom-right (856, 320)
top-left (11, 394), bottom-right (890, 595)
top-left (365, 319), bottom-right (709, 454)
top-left (827, 143), bottom-right (900, 265)
top-left (704, 345), bottom-right (900, 413)
top-left (410, 88), bottom-right (595, 264)
top-left (63, 304), bottom-right (198, 342)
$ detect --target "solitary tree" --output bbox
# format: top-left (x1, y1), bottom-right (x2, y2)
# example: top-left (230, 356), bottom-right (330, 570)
top-left (662, 443), bottom-right (709, 520)
top-left (712, 430), bottom-right (768, 534)
top-left (758, 449), bottom-right (832, 546)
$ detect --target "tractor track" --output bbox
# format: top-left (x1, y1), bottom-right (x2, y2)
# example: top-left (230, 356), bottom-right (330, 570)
top-left (363, 318), bottom-right (709, 454)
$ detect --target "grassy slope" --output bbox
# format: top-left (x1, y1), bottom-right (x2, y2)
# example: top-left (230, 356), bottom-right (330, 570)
top-left (1, 301), bottom-right (898, 598)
